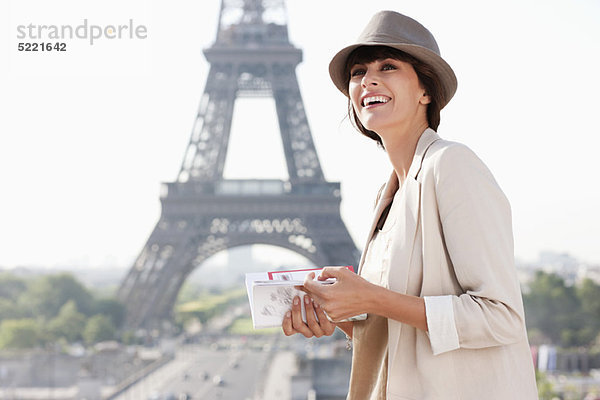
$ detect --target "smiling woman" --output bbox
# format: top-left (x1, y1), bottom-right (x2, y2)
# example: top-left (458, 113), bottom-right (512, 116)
top-left (282, 10), bottom-right (539, 400)
top-left (349, 54), bottom-right (429, 149)
top-left (344, 46), bottom-right (445, 148)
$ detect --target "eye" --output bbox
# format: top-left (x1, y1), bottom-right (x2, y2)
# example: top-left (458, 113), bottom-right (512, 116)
top-left (350, 67), bottom-right (366, 77)
top-left (381, 63), bottom-right (397, 71)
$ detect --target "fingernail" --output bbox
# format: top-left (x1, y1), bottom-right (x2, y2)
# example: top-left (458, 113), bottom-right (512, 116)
top-left (293, 297), bottom-right (299, 306)
top-left (285, 311), bottom-right (291, 318)
top-left (314, 302), bottom-right (320, 309)
top-left (304, 296), bottom-right (310, 304)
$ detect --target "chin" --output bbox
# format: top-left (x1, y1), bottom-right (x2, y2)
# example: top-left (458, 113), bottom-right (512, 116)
top-left (362, 121), bottom-right (392, 134)
top-left (359, 113), bottom-right (397, 131)
top-left (360, 118), bottom-right (381, 132)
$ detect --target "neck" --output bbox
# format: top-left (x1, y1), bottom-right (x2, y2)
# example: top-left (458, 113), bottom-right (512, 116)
top-left (381, 120), bottom-right (429, 186)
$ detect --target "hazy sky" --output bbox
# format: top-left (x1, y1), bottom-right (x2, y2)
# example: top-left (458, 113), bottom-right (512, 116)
top-left (1, 0), bottom-right (599, 270)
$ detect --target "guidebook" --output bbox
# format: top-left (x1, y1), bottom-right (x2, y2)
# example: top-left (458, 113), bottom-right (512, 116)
top-left (245, 266), bottom-right (367, 329)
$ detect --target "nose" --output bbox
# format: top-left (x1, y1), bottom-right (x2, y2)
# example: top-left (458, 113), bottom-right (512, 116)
top-left (361, 69), bottom-right (379, 88)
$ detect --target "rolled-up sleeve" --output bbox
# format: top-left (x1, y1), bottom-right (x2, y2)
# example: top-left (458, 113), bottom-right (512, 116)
top-left (424, 295), bottom-right (460, 355)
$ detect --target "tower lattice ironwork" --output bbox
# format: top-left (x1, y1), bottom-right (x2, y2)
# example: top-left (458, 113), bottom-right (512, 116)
top-left (117, 0), bottom-right (359, 329)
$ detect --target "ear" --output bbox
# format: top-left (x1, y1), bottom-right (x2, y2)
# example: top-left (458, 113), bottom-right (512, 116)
top-left (420, 92), bottom-right (432, 105)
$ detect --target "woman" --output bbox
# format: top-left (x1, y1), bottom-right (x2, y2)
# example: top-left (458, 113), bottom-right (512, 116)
top-left (282, 10), bottom-right (538, 399)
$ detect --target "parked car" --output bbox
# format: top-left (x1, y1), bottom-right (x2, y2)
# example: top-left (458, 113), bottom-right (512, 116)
top-left (212, 375), bottom-right (224, 386)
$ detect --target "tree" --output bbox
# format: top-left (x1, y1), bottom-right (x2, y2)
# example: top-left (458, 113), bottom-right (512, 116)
top-left (18, 273), bottom-right (94, 319)
top-left (577, 278), bottom-right (600, 344)
top-left (0, 319), bottom-right (40, 349)
top-left (83, 314), bottom-right (115, 345)
top-left (93, 298), bottom-right (125, 328)
top-left (524, 271), bottom-right (581, 346)
top-left (47, 300), bottom-right (87, 343)
top-left (0, 298), bottom-right (24, 320)
top-left (0, 273), bottom-right (27, 301)
top-left (524, 272), bottom-right (600, 347)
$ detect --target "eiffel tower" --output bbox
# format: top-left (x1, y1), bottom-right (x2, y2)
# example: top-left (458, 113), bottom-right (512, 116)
top-left (117, 0), bottom-right (359, 330)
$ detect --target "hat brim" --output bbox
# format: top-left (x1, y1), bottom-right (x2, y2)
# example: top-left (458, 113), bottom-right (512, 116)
top-left (329, 43), bottom-right (457, 109)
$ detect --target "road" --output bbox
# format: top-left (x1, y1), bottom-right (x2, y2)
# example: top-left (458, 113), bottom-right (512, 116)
top-left (113, 338), bottom-right (275, 400)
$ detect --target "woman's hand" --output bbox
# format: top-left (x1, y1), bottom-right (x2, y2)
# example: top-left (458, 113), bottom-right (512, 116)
top-left (282, 294), bottom-right (336, 338)
top-left (302, 266), bottom-right (376, 322)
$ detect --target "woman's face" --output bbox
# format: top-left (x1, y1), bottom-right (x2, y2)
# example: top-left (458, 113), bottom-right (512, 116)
top-left (349, 58), bottom-right (429, 136)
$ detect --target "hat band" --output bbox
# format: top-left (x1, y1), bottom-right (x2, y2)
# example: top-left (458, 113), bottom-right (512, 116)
top-left (358, 33), bottom-right (440, 56)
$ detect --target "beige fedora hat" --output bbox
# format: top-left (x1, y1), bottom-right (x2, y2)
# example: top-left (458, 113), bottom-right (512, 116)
top-left (329, 10), bottom-right (457, 109)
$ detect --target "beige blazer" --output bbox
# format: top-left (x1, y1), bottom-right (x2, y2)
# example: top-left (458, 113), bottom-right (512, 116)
top-left (354, 129), bottom-right (538, 399)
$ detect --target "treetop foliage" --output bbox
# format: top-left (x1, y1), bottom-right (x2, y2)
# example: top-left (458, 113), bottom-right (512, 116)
top-left (0, 272), bottom-right (124, 349)
top-left (524, 271), bottom-right (600, 348)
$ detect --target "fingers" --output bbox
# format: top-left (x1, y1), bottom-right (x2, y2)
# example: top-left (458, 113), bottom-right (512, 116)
top-left (302, 274), bottom-right (326, 304)
top-left (314, 301), bottom-right (336, 336)
top-left (304, 296), bottom-right (325, 338)
top-left (282, 295), bottom-right (337, 339)
top-left (283, 267), bottom-right (359, 339)
top-left (319, 266), bottom-right (349, 280)
top-left (282, 310), bottom-right (295, 336)
top-left (304, 268), bottom-right (345, 304)
top-left (302, 272), bottom-right (317, 288)
top-left (291, 296), bottom-right (314, 338)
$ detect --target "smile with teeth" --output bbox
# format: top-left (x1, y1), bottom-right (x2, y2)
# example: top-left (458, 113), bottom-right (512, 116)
top-left (362, 95), bottom-right (391, 107)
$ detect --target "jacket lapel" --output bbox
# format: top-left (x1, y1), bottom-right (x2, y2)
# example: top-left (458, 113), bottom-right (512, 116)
top-left (407, 129), bottom-right (440, 181)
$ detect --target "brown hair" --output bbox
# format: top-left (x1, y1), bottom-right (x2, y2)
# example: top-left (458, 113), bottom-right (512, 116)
top-left (343, 45), bottom-right (445, 148)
